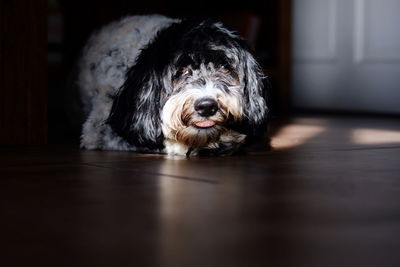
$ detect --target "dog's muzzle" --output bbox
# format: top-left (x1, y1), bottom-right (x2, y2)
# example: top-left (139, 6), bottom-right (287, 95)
top-left (192, 98), bottom-right (219, 128)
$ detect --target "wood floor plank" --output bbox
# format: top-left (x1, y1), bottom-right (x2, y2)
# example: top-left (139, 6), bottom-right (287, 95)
top-left (1, 115), bottom-right (400, 267)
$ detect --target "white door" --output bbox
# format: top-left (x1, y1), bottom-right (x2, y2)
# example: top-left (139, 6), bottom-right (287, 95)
top-left (292, 0), bottom-right (400, 114)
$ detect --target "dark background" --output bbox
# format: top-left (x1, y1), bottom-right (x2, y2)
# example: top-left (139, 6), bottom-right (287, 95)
top-left (2, 0), bottom-right (291, 145)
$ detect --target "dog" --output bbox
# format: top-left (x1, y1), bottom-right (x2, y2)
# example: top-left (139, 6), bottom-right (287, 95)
top-left (78, 15), bottom-right (268, 156)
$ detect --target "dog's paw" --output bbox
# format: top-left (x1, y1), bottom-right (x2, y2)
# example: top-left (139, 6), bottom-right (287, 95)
top-left (163, 139), bottom-right (190, 156)
top-left (196, 141), bottom-right (242, 156)
top-left (196, 130), bottom-right (246, 157)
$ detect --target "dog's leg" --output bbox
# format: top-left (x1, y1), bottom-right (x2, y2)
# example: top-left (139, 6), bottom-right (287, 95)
top-left (197, 130), bottom-right (246, 156)
top-left (163, 132), bottom-right (246, 157)
top-left (163, 139), bottom-right (191, 156)
top-left (81, 95), bottom-right (110, 150)
top-left (219, 130), bottom-right (246, 144)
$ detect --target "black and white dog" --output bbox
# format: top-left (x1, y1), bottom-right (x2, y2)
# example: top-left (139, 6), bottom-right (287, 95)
top-left (78, 15), bottom-right (267, 156)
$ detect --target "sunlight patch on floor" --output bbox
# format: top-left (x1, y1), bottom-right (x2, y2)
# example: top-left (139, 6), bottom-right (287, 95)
top-left (271, 124), bottom-right (326, 149)
top-left (352, 128), bottom-right (400, 145)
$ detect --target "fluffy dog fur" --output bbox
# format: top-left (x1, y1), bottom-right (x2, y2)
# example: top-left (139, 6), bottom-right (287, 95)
top-left (78, 15), bottom-right (267, 156)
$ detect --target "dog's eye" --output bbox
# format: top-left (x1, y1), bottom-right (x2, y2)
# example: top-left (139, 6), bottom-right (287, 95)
top-left (173, 67), bottom-right (192, 82)
top-left (220, 66), bottom-right (231, 74)
top-left (180, 67), bottom-right (192, 77)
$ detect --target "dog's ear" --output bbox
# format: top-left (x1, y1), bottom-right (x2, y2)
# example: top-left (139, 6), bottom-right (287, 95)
top-left (240, 50), bottom-right (268, 136)
top-left (106, 65), bottom-right (165, 150)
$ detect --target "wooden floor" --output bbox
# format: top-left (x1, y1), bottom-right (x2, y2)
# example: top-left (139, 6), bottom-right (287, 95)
top-left (1, 115), bottom-right (400, 267)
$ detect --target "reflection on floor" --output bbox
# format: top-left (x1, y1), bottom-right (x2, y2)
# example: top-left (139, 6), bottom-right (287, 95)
top-left (1, 115), bottom-right (400, 267)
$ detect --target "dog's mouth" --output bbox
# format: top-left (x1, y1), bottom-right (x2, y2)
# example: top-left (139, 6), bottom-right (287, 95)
top-left (192, 120), bottom-right (216, 128)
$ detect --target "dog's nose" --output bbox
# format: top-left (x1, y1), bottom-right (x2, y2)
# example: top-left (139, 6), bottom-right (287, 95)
top-left (194, 98), bottom-right (219, 117)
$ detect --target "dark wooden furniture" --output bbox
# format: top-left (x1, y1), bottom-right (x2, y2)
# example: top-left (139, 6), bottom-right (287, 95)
top-left (0, 0), bottom-right (47, 145)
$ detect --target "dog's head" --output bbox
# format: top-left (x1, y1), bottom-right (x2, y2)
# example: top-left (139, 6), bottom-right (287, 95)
top-left (107, 19), bottom-right (267, 150)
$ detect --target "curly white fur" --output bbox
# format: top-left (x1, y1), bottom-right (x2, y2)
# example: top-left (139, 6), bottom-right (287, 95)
top-left (79, 15), bottom-right (179, 151)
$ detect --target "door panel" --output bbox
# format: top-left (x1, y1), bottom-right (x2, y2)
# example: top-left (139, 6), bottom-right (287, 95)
top-left (292, 0), bottom-right (400, 114)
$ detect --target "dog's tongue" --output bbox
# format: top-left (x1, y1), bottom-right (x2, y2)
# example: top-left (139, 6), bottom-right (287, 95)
top-left (193, 120), bottom-right (215, 128)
